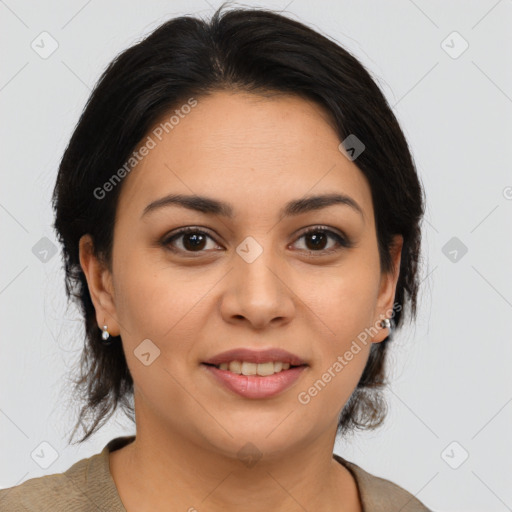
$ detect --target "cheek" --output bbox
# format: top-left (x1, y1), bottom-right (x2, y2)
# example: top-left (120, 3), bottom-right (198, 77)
top-left (112, 249), bottom-right (216, 391)
top-left (296, 346), bottom-right (371, 432)
top-left (304, 260), bottom-right (380, 346)
top-left (112, 256), bottom-right (206, 413)
top-left (113, 246), bottom-right (198, 338)
top-left (294, 255), bottom-right (379, 406)
top-left (297, 313), bottom-right (372, 422)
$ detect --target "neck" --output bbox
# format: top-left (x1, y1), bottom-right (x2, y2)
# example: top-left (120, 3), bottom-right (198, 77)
top-left (110, 423), bottom-right (361, 512)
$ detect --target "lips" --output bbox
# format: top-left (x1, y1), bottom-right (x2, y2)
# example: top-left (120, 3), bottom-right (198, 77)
top-left (201, 348), bottom-right (308, 398)
top-left (203, 348), bottom-right (307, 367)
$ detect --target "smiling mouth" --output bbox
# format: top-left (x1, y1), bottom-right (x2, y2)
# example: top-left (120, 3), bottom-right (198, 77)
top-left (203, 361), bottom-right (306, 376)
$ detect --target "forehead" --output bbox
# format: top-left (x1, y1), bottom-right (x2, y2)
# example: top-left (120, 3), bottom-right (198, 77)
top-left (116, 91), bottom-right (374, 222)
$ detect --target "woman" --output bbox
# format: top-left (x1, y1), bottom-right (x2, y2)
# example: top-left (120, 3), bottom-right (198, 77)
top-left (0, 5), bottom-right (430, 511)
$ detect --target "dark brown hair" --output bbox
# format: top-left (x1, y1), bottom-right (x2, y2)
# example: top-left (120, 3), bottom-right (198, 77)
top-left (52, 3), bottom-right (425, 444)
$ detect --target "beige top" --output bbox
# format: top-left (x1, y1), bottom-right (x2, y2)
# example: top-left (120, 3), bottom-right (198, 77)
top-left (0, 435), bottom-right (431, 511)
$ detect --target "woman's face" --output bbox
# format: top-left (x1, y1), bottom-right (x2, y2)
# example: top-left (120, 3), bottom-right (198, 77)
top-left (81, 90), bottom-right (402, 459)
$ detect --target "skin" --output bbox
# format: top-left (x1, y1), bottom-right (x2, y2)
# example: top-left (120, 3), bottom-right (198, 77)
top-left (79, 90), bottom-right (402, 512)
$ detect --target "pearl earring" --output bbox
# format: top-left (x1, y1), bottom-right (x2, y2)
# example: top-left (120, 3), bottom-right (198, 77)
top-left (380, 318), bottom-right (391, 329)
top-left (101, 322), bottom-right (110, 341)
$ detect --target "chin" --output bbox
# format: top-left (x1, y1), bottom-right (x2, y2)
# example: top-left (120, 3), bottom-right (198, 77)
top-left (192, 409), bottom-right (317, 460)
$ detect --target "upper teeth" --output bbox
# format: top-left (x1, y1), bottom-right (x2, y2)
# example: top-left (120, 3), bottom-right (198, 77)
top-left (217, 361), bottom-right (291, 376)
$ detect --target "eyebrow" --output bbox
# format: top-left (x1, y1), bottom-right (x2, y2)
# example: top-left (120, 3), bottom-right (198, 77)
top-left (141, 192), bottom-right (364, 221)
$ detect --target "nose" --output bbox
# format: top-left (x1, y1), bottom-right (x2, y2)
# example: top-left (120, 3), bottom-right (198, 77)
top-left (219, 246), bottom-right (295, 330)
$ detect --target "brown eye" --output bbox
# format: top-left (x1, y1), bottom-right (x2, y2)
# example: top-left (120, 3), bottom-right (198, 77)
top-left (181, 232), bottom-right (207, 251)
top-left (161, 225), bottom-right (352, 257)
top-left (303, 231), bottom-right (329, 251)
top-left (293, 227), bottom-right (352, 254)
top-left (162, 228), bottom-right (220, 253)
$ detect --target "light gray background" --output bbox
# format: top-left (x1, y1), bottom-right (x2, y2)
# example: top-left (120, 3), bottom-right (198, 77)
top-left (1, 1), bottom-right (511, 511)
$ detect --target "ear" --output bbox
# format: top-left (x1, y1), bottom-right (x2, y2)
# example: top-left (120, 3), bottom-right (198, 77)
top-left (78, 234), bottom-right (120, 336)
top-left (371, 234), bottom-right (403, 343)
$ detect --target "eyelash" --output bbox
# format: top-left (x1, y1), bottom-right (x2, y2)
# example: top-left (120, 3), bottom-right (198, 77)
top-left (161, 225), bottom-right (353, 257)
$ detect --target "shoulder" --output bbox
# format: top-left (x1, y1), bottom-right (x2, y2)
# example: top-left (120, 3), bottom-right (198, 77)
top-left (0, 438), bottom-right (130, 512)
top-left (0, 453), bottom-right (108, 512)
top-left (0, 456), bottom-right (93, 512)
top-left (334, 454), bottom-right (433, 512)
